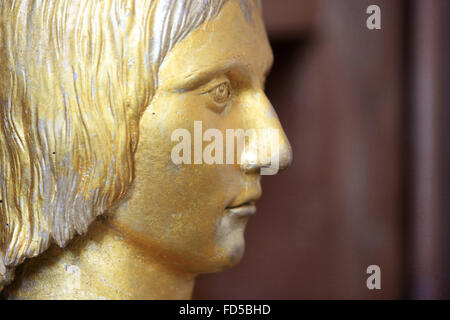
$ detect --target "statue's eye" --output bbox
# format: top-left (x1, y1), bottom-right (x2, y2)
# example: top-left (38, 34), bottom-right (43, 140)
top-left (211, 82), bottom-right (231, 103)
top-left (204, 81), bottom-right (232, 113)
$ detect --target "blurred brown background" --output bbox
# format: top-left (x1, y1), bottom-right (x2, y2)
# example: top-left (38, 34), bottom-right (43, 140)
top-left (194, 0), bottom-right (449, 299)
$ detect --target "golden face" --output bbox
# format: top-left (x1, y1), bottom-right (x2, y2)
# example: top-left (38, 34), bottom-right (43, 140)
top-left (110, 1), bottom-right (292, 274)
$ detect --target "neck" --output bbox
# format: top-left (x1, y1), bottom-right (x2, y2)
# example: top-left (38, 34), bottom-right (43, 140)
top-left (3, 219), bottom-right (195, 300)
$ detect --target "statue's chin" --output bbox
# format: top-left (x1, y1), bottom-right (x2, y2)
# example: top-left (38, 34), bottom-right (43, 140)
top-left (224, 242), bottom-right (246, 267)
top-left (203, 243), bottom-right (246, 274)
top-left (211, 232), bottom-right (247, 272)
top-left (169, 215), bottom-right (249, 274)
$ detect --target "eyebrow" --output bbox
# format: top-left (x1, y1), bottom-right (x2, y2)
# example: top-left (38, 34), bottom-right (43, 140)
top-left (173, 58), bottom-right (273, 92)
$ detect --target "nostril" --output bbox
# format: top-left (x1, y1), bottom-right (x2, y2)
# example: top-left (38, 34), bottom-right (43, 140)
top-left (242, 163), bottom-right (260, 173)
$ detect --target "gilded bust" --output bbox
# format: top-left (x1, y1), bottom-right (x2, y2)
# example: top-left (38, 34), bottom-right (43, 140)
top-left (0, 0), bottom-right (291, 299)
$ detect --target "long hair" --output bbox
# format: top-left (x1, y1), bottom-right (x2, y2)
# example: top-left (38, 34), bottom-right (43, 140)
top-left (0, 0), bottom-right (260, 290)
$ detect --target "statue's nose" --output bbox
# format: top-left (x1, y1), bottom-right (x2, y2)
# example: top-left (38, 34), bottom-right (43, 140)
top-left (240, 91), bottom-right (292, 175)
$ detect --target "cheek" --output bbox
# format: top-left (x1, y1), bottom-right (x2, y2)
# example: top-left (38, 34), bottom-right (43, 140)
top-left (134, 94), bottom-right (247, 269)
top-left (136, 111), bottom-right (235, 238)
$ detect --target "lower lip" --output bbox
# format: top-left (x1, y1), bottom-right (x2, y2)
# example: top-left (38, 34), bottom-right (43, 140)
top-left (226, 204), bottom-right (256, 217)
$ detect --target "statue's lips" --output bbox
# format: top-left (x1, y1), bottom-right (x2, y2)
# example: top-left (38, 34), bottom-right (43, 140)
top-left (225, 202), bottom-right (256, 217)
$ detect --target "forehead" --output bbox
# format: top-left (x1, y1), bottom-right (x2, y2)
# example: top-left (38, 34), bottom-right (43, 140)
top-left (158, 0), bottom-right (273, 90)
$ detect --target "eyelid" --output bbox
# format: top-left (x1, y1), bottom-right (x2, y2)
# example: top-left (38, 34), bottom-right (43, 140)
top-left (199, 76), bottom-right (232, 114)
top-left (171, 61), bottom-right (250, 92)
top-left (199, 76), bottom-right (231, 95)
